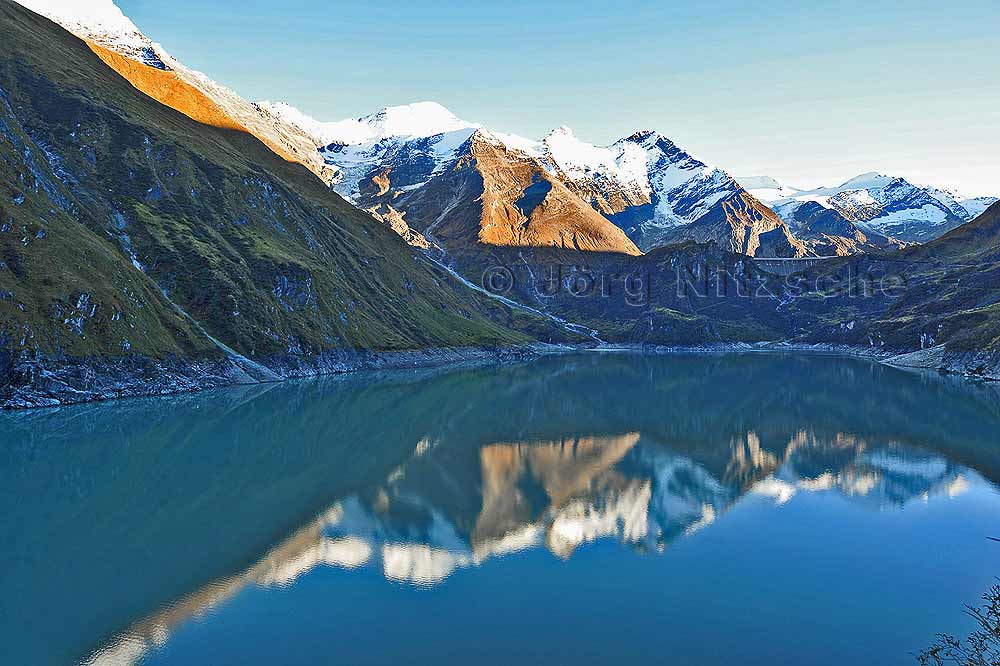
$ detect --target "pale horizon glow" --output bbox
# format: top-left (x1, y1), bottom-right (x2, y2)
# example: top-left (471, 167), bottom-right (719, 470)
top-left (115, 0), bottom-right (1000, 196)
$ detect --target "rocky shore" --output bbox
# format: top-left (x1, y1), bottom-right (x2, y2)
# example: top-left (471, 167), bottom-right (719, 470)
top-left (620, 341), bottom-right (1000, 382)
top-left (0, 345), bottom-right (558, 410)
top-left (4, 339), bottom-right (998, 411)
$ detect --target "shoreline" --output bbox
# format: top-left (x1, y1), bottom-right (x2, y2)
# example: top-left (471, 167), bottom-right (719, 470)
top-left (0, 344), bottom-right (571, 411)
top-left (641, 341), bottom-right (1000, 382)
top-left (2, 340), bottom-right (997, 411)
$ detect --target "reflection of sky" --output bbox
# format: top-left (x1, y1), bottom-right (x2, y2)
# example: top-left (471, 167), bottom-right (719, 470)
top-left (83, 429), bottom-right (986, 666)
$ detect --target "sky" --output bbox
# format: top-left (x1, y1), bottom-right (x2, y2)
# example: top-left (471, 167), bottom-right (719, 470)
top-left (118, 0), bottom-right (1000, 195)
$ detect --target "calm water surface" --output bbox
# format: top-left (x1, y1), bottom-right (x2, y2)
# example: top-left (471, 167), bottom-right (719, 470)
top-left (2, 352), bottom-right (999, 666)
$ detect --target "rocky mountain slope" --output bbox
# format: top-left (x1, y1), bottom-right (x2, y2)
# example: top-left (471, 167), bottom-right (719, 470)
top-left (346, 127), bottom-right (642, 256)
top-left (14, 0), bottom-right (341, 186)
top-left (653, 191), bottom-right (809, 258)
top-left (742, 172), bottom-right (998, 243)
top-left (270, 101), bottom-right (808, 259)
top-left (771, 199), bottom-right (909, 256)
top-left (779, 200), bottom-right (1000, 372)
top-left (535, 127), bottom-right (808, 256)
top-left (264, 101), bottom-right (642, 257)
top-left (0, 0), bottom-right (564, 407)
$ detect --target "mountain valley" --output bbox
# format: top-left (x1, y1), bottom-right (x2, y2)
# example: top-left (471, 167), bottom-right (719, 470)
top-left (2, 0), bottom-right (1000, 407)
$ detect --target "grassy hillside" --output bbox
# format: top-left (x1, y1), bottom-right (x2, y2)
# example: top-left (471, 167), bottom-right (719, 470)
top-left (0, 0), bottom-right (548, 367)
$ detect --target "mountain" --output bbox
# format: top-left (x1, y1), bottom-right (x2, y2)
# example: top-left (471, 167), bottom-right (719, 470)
top-left (273, 103), bottom-right (643, 257)
top-left (14, 0), bottom-right (341, 186)
top-left (271, 101), bottom-right (806, 258)
top-left (770, 199), bottom-right (909, 256)
top-left (778, 200), bottom-right (1000, 373)
top-left (741, 172), bottom-right (999, 243)
top-left (914, 199), bottom-right (1000, 261)
top-left (265, 99), bottom-right (478, 153)
top-left (536, 128), bottom-right (805, 256)
top-left (10, 0), bottom-right (165, 67)
top-left (360, 129), bottom-right (642, 256)
top-left (0, 0), bottom-right (563, 407)
top-left (653, 190), bottom-right (809, 258)
top-left (736, 175), bottom-right (799, 201)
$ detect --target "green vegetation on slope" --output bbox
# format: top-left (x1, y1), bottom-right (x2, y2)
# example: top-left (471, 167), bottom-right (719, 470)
top-left (0, 0), bottom-right (544, 366)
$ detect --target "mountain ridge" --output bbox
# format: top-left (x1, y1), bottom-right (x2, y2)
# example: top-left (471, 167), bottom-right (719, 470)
top-left (269, 100), bottom-right (811, 259)
top-left (740, 173), bottom-right (998, 243)
top-left (15, 0), bottom-right (342, 186)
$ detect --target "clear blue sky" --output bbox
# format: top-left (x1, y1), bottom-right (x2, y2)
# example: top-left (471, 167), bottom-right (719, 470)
top-left (119, 0), bottom-right (1000, 194)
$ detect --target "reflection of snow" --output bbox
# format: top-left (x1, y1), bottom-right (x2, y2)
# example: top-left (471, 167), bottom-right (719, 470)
top-left (756, 448), bottom-right (967, 508)
top-left (863, 452), bottom-right (948, 477)
top-left (258, 537), bottom-right (373, 587)
top-left (547, 481), bottom-right (652, 559)
top-left (683, 504), bottom-right (717, 536)
top-left (475, 525), bottom-right (543, 560)
top-left (382, 544), bottom-right (470, 586)
top-left (947, 476), bottom-right (969, 498)
top-left (751, 478), bottom-right (797, 505)
top-left (84, 634), bottom-right (149, 666)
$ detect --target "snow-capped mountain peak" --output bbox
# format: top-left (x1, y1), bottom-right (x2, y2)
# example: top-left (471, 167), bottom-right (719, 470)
top-left (738, 175), bottom-right (783, 191)
top-left (264, 100), bottom-right (478, 147)
top-left (838, 172), bottom-right (896, 191)
top-left (543, 126), bottom-right (632, 181)
top-left (736, 175), bottom-right (802, 201)
top-left (260, 100), bottom-right (373, 146)
top-left (547, 125), bottom-right (576, 137)
top-left (363, 101), bottom-right (477, 140)
top-left (745, 172), bottom-right (1000, 242)
top-left (620, 129), bottom-right (663, 146)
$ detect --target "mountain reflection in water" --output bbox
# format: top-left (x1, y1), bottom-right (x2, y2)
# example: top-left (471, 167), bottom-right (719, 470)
top-left (2, 352), bottom-right (999, 666)
top-left (261, 430), bottom-right (970, 590)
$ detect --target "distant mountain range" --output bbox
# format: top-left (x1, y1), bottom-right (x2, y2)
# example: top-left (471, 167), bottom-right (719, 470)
top-left (264, 101), bottom-right (809, 258)
top-left (270, 97), bottom-right (997, 256)
top-left (739, 173), bottom-right (997, 243)
top-left (19, 1), bottom-right (998, 259)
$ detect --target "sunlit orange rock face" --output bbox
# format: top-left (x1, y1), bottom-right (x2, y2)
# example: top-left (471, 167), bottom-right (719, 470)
top-left (359, 131), bottom-right (643, 256)
top-left (86, 41), bottom-right (246, 132)
top-left (85, 40), bottom-right (337, 181)
top-left (470, 135), bottom-right (643, 255)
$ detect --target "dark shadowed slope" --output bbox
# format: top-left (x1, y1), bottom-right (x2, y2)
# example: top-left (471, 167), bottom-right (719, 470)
top-left (780, 201), bottom-right (1000, 371)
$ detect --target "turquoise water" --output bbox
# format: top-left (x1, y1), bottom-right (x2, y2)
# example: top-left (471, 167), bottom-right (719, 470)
top-left (2, 352), bottom-right (999, 666)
